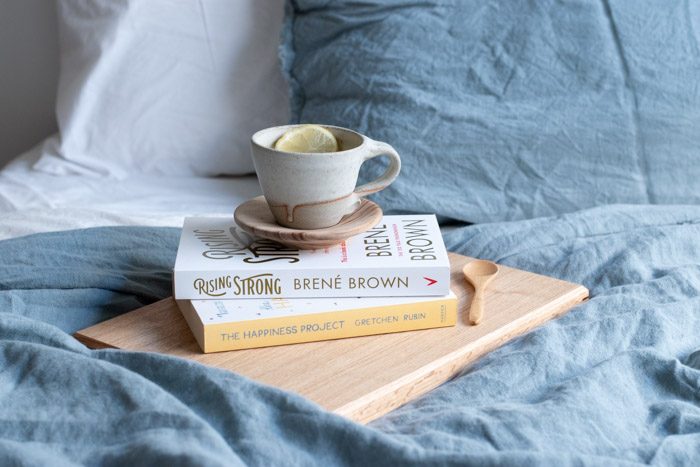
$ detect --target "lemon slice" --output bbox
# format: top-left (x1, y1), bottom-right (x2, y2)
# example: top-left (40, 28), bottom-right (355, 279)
top-left (274, 124), bottom-right (339, 153)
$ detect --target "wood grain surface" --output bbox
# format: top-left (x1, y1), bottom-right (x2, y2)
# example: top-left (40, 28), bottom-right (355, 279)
top-left (75, 253), bottom-right (588, 424)
top-left (233, 196), bottom-right (382, 249)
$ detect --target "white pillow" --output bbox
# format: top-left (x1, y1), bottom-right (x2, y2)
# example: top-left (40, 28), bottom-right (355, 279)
top-left (34, 0), bottom-right (289, 178)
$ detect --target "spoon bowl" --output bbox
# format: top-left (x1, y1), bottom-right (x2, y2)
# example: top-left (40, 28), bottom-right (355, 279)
top-left (462, 260), bottom-right (499, 325)
top-left (462, 260), bottom-right (499, 280)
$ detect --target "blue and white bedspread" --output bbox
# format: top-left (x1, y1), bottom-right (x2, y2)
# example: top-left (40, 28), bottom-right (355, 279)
top-left (1, 204), bottom-right (699, 466)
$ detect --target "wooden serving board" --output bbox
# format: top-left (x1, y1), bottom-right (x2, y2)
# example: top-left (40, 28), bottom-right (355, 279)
top-left (75, 253), bottom-right (588, 424)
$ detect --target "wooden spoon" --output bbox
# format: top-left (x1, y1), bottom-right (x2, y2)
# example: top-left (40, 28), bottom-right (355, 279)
top-left (462, 260), bottom-right (499, 325)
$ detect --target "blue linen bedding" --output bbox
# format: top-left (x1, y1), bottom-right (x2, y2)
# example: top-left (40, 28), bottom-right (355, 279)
top-left (1, 205), bottom-right (699, 465)
top-left (282, 0), bottom-right (700, 223)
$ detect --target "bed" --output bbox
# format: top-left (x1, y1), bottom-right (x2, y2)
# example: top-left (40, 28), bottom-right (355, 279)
top-left (0, 146), bottom-right (261, 239)
top-left (1, 0), bottom-right (699, 466)
top-left (3, 156), bottom-right (699, 466)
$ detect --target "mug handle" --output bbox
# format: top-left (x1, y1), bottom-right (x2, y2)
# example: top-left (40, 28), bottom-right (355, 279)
top-left (353, 139), bottom-right (402, 196)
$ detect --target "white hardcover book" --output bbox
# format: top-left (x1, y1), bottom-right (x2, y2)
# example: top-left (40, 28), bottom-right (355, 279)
top-left (173, 215), bottom-right (450, 299)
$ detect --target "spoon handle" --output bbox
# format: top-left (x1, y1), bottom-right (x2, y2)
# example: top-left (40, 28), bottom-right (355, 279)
top-left (469, 288), bottom-right (484, 325)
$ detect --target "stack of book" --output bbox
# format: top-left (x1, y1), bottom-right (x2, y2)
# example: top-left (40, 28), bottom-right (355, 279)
top-left (173, 215), bottom-right (457, 352)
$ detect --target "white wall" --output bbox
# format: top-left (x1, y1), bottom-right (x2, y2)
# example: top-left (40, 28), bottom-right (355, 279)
top-left (0, 0), bottom-right (59, 168)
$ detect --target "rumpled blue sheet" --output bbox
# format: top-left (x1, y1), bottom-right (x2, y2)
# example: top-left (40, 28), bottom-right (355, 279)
top-left (283, 0), bottom-right (700, 223)
top-left (1, 206), bottom-right (699, 465)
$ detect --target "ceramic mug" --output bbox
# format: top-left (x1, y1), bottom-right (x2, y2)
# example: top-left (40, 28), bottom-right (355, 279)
top-left (250, 124), bottom-right (401, 230)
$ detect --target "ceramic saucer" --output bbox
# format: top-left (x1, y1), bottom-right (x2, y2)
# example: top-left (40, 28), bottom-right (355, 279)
top-left (234, 196), bottom-right (383, 250)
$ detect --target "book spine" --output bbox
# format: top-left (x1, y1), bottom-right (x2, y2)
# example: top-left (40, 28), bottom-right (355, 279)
top-left (174, 266), bottom-right (450, 300)
top-left (197, 297), bottom-right (457, 352)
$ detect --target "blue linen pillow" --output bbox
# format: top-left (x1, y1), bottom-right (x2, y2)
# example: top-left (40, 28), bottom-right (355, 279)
top-left (282, 0), bottom-right (700, 223)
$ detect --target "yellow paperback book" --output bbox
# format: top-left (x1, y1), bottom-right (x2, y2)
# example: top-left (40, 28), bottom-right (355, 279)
top-left (177, 293), bottom-right (457, 353)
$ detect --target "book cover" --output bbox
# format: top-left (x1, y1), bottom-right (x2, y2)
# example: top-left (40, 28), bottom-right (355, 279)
top-left (173, 215), bottom-right (450, 299)
top-left (177, 292), bottom-right (458, 352)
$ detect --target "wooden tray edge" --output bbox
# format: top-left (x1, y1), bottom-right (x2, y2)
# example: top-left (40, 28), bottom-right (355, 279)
top-left (335, 285), bottom-right (589, 423)
top-left (73, 332), bottom-right (118, 350)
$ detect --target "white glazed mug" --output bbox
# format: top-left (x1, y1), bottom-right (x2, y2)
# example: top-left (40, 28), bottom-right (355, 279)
top-left (250, 124), bottom-right (401, 230)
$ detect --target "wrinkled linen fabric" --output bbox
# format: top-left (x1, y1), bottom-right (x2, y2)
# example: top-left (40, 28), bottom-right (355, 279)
top-left (0, 227), bottom-right (179, 332)
top-left (282, 0), bottom-right (700, 223)
top-left (1, 205), bottom-right (699, 465)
